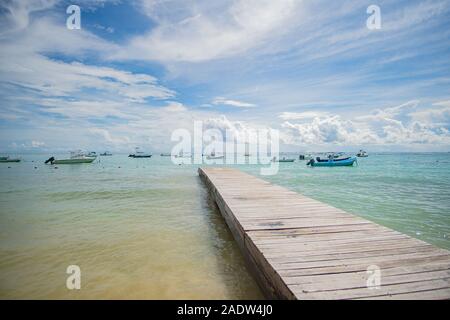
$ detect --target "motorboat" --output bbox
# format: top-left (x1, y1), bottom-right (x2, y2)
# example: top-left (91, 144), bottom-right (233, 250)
top-left (356, 150), bottom-right (368, 157)
top-left (307, 156), bottom-right (357, 167)
top-left (45, 151), bottom-right (96, 164)
top-left (100, 151), bottom-right (112, 156)
top-left (0, 156), bottom-right (21, 163)
top-left (129, 148), bottom-right (152, 158)
top-left (272, 156), bottom-right (295, 163)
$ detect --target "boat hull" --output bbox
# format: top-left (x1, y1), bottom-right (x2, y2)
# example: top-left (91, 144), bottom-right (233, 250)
top-left (309, 157), bottom-right (357, 167)
top-left (0, 159), bottom-right (21, 163)
top-left (52, 158), bottom-right (96, 164)
top-left (129, 155), bottom-right (152, 158)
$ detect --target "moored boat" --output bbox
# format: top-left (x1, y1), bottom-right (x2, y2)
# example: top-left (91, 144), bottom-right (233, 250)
top-left (307, 156), bottom-right (357, 167)
top-left (100, 151), bottom-right (112, 156)
top-left (206, 151), bottom-right (224, 160)
top-left (356, 150), bottom-right (368, 157)
top-left (129, 147), bottom-right (152, 158)
top-left (272, 156), bottom-right (295, 163)
top-left (45, 151), bottom-right (96, 164)
top-left (0, 156), bottom-right (21, 163)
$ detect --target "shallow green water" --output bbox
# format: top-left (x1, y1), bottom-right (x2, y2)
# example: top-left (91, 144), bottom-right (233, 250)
top-left (0, 153), bottom-right (449, 299)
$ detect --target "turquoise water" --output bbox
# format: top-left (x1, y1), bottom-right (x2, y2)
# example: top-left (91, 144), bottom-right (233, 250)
top-left (0, 153), bottom-right (449, 299)
top-left (239, 153), bottom-right (450, 250)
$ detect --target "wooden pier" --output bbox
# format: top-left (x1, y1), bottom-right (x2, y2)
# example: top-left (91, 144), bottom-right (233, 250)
top-left (199, 167), bottom-right (450, 300)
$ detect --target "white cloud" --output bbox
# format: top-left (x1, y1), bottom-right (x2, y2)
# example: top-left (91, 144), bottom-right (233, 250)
top-left (163, 101), bottom-right (187, 112)
top-left (212, 97), bottom-right (256, 108)
top-left (31, 140), bottom-right (46, 148)
top-left (111, 0), bottom-right (302, 61)
top-left (280, 101), bottom-right (450, 147)
top-left (279, 111), bottom-right (330, 120)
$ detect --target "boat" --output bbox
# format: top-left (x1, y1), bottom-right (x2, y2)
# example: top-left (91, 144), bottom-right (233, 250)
top-left (206, 151), bottom-right (224, 160)
top-left (356, 150), bottom-right (368, 157)
top-left (87, 151), bottom-right (97, 157)
top-left (100, 151), bottom-right (112, 156)
top-left (0, 156), bottom-right (21, 163)
top-left (160, 153), bottom-right (171, 157)
top-left (272, 156), bottom-right (295, 163)
top-left (129, 147), bottom-right (152, 158)
top-left (299, 154), bottom-right (313, 160)
top-left (175, 150), bottom-right (191, 158)
top-left (45, 151), bottom-right (96, 164)
top-left (307, 156), bottom-right (357, 167)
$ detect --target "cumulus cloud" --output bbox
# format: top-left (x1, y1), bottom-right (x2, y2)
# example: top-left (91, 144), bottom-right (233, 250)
top-left (280, 101), bottom-right (450, 147)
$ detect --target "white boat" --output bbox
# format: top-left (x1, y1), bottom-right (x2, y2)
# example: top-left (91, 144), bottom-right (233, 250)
top-left (45, 151), bottom-right (96, 164)
top-left (356, 150), bottom-right (368, 157)
top-left (175, 150), bottom-right (191, 158)
top-left (0, 156), bottom-right (21, 163)
top-left (272, 156), bottom-right (295, 163)
top-left (206, 151), bottom-right (224, 160)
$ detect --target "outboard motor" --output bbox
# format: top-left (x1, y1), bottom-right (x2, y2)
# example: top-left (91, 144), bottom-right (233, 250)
top-left (306, 159), bottom-right (314, 166)
top-left (45, 156), bottom-right (55, 164)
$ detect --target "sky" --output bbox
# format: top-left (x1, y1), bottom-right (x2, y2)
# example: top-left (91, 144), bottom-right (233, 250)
top-left (0, 0), bottom-right (449, 153)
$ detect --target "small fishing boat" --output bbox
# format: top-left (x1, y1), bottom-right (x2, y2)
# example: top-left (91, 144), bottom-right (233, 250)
top-left (272, 156), bottom-right (295, 163)
top-left (45, 151), bottom-right (96, 164)
top-left (0, 156), bottom-right (21, 163)
top-left (356, 150), bottom-right (368, 157)
top-left (307, 156), bottom-right (357, 167)
top-left (100, 151), bottom-right (112, 156)
top-left (129, 147), bottom-right (152, 158)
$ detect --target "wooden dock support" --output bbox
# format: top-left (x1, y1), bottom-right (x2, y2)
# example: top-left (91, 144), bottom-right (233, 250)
top-left (199, 167), bottom-right (450, 300)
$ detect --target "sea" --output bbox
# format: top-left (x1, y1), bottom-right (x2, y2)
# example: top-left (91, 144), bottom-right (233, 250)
top-left (0, 152), bottom-right (449, 299)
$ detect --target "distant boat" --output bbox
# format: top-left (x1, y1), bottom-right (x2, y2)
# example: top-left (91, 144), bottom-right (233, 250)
top-left (356, 150), bottom-right (368, 157)
top-left (175, 150), bottom-right (191, 158)
top-left (0, 156), bottom-right (21, 163)
top-left (299, 154), bottom-right (313, 160)
top-left (206, 151), bottom-right (224, 160)
top-left (100, 151), bottom-right (112, 156)
top-left (160, 153), bottom-right (171, 157)
top-left (87, 151), bottom-right (97, 157)
top-left (307, 156), bottom-right (357, 167)
top-left (272, 156), bottom-right (295, 163)
top-left (45, 151), bottom-right (96, 164)
top-left (129, 147), bottom-right (152, 158)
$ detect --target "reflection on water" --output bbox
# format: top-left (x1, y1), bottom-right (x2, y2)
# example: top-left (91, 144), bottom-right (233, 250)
top-left (0, 155), bottom-right (263, 299)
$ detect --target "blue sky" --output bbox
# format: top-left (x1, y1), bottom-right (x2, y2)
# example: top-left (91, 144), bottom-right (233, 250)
top-left (0, 0), bottom-right (449, 152)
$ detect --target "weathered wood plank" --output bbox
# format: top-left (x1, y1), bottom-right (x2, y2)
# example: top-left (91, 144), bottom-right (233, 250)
top-left (198, 167), bottom-right (450, 300)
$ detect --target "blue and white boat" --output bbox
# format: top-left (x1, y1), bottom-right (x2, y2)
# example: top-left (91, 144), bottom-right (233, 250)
top-left (307, 156), bottom-right (357, 167)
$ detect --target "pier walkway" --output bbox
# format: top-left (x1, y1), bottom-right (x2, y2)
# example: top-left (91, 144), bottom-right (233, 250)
top-left (199, 167), bottom-right (450, 299)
